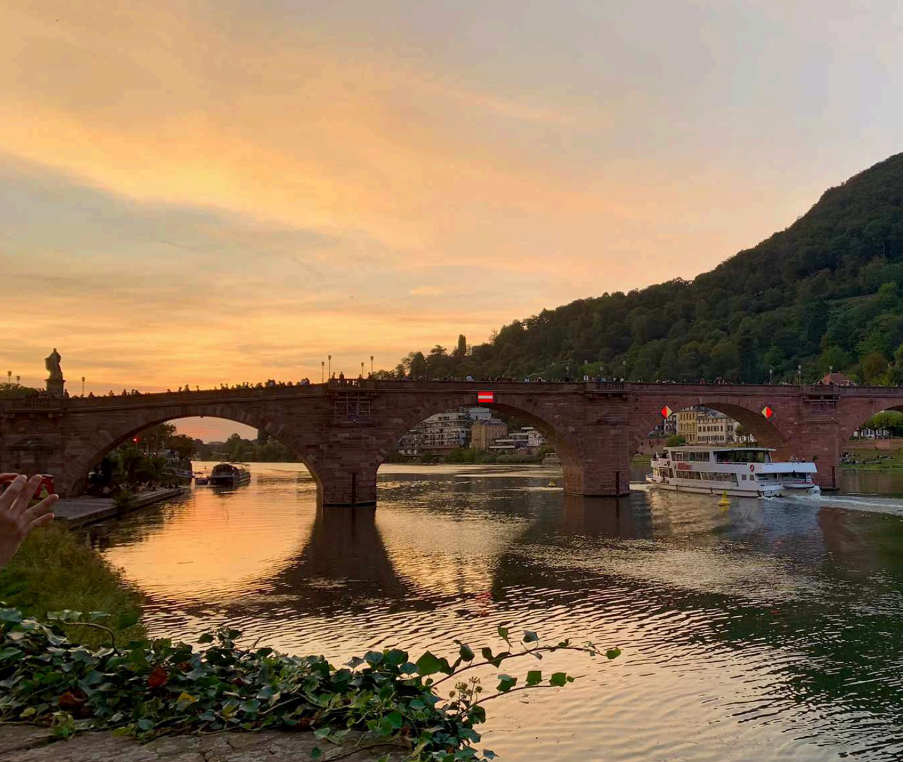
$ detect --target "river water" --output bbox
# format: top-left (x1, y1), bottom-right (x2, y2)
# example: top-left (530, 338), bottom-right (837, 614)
top-left (87, 463), bottom-right (902, 761)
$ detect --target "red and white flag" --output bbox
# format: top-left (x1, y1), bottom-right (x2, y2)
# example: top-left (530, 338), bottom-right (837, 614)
top-left (477, 391), bottom-right (495, 403)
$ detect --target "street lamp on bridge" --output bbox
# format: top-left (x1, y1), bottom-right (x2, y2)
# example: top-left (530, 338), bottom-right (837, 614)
top-left (370, 356), bottom-right (374, 375)
top-left (328, 355), bottom-right (331, 379)
top-left (81, 376), bottom-right (86, 396)
top-left (321, 362), bottom-right (325, 383)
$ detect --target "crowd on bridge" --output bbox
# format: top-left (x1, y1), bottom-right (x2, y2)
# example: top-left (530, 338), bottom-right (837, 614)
top-left (6, 372), bottom-right (885, 402)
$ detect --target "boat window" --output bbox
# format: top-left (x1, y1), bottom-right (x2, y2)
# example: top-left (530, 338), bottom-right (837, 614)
top-left (741, 474), bottom-right (747, 480)
top-left (689, 451), bottom-right (710, 462)
top-left (672, 451), bottom-right (687, 461)
top-left (715, 450), bottom-right (768, 464)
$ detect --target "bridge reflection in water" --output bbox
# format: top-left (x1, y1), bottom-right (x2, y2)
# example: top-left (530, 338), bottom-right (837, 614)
top-left (90, 464), bottom-right (901, 761)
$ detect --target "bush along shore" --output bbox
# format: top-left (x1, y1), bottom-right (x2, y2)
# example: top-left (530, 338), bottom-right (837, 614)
top-left (0, 608), bottom-right (620, 761)
top-left (0, 524), bottom-right (146, 649)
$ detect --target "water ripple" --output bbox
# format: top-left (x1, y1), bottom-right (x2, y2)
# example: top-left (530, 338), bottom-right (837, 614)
top-left (84, 462), bottom-right (903, 762)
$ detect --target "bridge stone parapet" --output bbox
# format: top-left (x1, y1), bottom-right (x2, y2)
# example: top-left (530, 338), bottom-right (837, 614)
top-left (0, 382), bottom-right (900, 502)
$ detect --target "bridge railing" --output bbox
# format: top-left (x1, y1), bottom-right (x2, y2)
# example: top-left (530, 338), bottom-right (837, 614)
top-left (592, 381), bottom-right (626, 390)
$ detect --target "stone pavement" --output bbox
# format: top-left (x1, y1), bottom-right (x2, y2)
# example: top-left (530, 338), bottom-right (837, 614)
top-left (53, 488), bottom-right (185, 528)
top-left (0, 726), bottom-right (404, 761)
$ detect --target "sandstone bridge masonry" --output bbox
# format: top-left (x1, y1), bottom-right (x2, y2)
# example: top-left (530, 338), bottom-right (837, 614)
top-left (1, 381), bottom-right (900, 505)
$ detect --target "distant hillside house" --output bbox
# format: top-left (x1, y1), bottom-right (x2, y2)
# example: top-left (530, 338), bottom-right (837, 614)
top-left (819, 372), bottom-right (857, 386)
top-left (471, 418), bottom-right (508, 450)
top-left (489, 426), bottom-right (547, 453)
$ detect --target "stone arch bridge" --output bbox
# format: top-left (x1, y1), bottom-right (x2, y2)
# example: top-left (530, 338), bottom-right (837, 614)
top-left (1, 381), bottom-right (899, 503)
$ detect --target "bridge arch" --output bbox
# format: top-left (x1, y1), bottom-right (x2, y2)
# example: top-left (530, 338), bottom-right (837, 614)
top-left (630, 398), bottom-right (793, 456)
top-left (59, 407), bottom-right (321, 497)
top-left (371, 391), bottom-right (582, 488)
top-left (837, 398), bottom-right (904, 444)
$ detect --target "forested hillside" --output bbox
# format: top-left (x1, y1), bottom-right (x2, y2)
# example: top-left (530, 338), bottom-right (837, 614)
top-left (392, 154), bottom-right (902, 385)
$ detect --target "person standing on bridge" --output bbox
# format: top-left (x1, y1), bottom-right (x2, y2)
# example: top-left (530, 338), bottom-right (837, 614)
top-left (0, 474), bottom-right (57, 570)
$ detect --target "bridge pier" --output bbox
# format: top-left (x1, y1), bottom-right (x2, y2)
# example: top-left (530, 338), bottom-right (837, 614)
top-left (561, 426), bottom-right (631, 497)
top-left (318, 472), bottom-right (378, 506)
top-left (316, 461), bottom-right (378, 506)
top-left (788, 421), bottom-right (843, 491)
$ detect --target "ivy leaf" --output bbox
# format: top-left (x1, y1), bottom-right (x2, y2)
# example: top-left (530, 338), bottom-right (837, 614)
top-left (385, 710), bottom-right (403, 729)
top-left (175, 692), bottom-right (198, 710)
top-left (311, 748), bottom-right (323, 760)
top-left (522, 630), bottom-right (539, 644)
top-left (526, 670), bottom-right (542, 686)
top-left (496, 674), bottom-right (517, 693)
top-left (313, 726), bottom-right (332, 739)
top-left (197, 633), bottom-right (214, 644)
top-left (549, 672), bottom-right (568, 687)
top-left (147, 665), bottom-right (168, 688)
top-left (458, 643), bottom-right (474, 662)
top-left (605, 647), bottom-right (622, 660)
top-left (415, 651), bottom-right (444, 676)
top-left (384, 648), bottom-right (408, 667)
top-left (497, 625), bottom-right (510, 643)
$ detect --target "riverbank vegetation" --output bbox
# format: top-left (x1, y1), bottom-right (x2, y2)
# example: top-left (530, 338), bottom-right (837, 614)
top-left (192, 433), bottom-right (298, 463)
top-left (0, 607), bottom-right (618, 760)
top-left (381, 155), bottom-right (902, 386)
top-left (0, 525), bottom-right (145, 648)
top-left (858, 411), bottom-right (903, 436)
top-left (385, 446), bottom-right (555, 466)
top-left (840, 447), bottom-right (902, 470)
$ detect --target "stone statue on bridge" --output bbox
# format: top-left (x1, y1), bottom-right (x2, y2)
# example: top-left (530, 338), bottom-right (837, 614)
top-left (44, 348), bottom-right (64, 397)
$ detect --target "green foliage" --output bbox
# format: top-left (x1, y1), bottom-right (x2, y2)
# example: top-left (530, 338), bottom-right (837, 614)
top-left (0, 525), bottom-right (145, 648)
top-left (841, 447), bottom-right (902, 470)
top-left (0, 610), bottom-right (618, 761)
top-left (386, 155), bottom-right (902, 385)
top-left (113, 487), bottom-right (137, 512)
top-left (194, 434), bottom-right (299, 463)
top-left (863, 411), bottom-right (903, 435)
top-left (666, 435), bottom-right (687, 447)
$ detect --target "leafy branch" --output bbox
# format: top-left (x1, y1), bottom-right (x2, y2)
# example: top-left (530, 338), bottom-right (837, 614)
top-left (0, 607), bottom-right (621, 762)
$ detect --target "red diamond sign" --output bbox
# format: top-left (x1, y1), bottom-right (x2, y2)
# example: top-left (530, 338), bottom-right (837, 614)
top-left (761, 405), bottom-right (774, 419)
top-left (660, 405), bottom-right (673, 417)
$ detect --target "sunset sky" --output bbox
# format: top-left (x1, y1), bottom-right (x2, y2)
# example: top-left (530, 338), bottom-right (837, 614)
top-left (2, 0), bottom-right (900, 440)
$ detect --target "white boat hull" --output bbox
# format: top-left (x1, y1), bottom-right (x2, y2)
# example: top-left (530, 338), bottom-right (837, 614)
top-left (645, 476), bottom-right (819, 498)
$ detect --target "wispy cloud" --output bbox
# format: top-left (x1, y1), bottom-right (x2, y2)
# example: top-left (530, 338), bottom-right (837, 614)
top-left (0, 0), bottom-right (899, 412)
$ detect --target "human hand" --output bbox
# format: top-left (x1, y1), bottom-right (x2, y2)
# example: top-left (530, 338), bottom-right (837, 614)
top-left (0, 474), bottom-right (58, 570)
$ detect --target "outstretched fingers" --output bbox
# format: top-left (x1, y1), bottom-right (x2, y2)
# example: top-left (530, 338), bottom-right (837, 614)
top-left (0, 475), bottom-right (29, 512)
top-left (27, 512), bottom-right (55, 533)
top-left (23, 493), bottom-right (58, 526)
top-left (1, 475), bottom-right (48, 516)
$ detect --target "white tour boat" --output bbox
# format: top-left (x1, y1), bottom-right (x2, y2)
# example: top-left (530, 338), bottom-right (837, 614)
top-left (646, 446), bottom-right (819, 498)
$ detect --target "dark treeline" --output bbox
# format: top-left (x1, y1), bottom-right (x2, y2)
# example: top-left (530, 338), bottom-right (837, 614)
top-left (382, 154), bottom-right (902, 385)
top-left (192, 433), bottom-right (298, 462)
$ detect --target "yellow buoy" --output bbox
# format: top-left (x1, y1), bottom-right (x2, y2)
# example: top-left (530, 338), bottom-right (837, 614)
top-left (548, 480), bottom-right (556, 487)
top-left (718, 490), bottom-right (730, 507)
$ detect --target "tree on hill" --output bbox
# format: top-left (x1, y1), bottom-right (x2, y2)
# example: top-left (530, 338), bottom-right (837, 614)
top-left (383, 154), bottom-right (903, 385)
